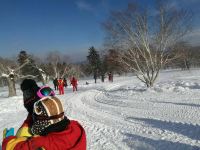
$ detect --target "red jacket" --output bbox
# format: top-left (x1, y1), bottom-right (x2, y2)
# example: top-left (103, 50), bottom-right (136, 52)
top-left (58, 79), bottom-right (64, 87)
top-left (70, 78), bottom-right (77, 86)
top-left (2, 119), bottom-right (86, 150)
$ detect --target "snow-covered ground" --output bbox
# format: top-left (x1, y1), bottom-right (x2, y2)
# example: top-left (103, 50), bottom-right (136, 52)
top-left (1, 69), bottom-right (200, 150)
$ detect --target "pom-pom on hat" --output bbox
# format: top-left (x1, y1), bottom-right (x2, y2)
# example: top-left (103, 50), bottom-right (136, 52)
top-left (31, 96), bottom-right (65, 135)
top-left (20, 79), bottom-right (40, 113)
top-left (20, 79), bottom-right (39, 91)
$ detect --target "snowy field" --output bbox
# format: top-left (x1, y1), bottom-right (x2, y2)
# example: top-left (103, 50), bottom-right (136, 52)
top-left (1, 69), bottom-right (200, 150)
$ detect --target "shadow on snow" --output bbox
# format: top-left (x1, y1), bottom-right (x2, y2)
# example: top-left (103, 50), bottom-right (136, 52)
top-left (152, 101), bottom-right (200, 108)
top-left (126, 117), bottom-right (200, 141)
top-left (122, 132), bottom-right (200, 150)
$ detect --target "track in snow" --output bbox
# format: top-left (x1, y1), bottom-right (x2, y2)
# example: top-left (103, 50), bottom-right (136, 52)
top-left (64, 80), bottom-right (200, 150)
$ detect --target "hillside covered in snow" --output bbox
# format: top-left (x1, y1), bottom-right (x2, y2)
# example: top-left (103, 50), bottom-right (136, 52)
top-left (1, 69), bottom-right (200, 150)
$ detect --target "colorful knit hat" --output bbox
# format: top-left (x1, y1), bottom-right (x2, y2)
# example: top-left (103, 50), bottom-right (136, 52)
top-left (31, 96), bottom-right (65, 135)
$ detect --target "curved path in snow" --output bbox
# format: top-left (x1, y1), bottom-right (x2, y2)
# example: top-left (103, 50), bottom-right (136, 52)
top-left (1, 71), bottom-right (200, 150)
top-left (60, 79), bottom-right (200, 150)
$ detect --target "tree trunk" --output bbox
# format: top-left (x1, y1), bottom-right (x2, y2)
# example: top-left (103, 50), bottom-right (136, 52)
top-left (146, 81), bottom-right (153, 88)
top-left (144, 74), bottom-right (157, 88)
top-left (41, 75), bottom-right (48, 85)
top-left (39, 72), bottom-right (49, 85)
top-left (7, 77), bottom-right (16, 97)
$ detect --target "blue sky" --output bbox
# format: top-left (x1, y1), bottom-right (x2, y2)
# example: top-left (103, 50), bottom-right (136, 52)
top-left (0, 0), bottom-right (199, 62)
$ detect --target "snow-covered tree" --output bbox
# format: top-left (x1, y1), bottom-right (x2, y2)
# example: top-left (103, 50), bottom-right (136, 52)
top-left (0, 57), bottom-right (35, 97)
top-left (45, 51), bottom-right (70, 79)
top-left (65, 64), bottom-right (84, 79)
top-left (34, 65), bottom-right (49, 85)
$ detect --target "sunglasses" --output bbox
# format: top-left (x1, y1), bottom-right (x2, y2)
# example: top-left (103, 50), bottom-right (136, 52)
top-left (37, 86), bottom-right (55, 98)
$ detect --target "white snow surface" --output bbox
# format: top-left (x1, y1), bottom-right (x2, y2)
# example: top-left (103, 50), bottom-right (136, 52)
top-left (1, 69), bottom-right (200, 150)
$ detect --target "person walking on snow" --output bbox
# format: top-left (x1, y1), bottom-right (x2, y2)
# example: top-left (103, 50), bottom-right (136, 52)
top-left (108, 72), bottom-right (113, 82)
top-left (53, 78), bottom-right (58, 90)
top-left (63, 77), bottom-right (68, 88)
top-left (71, 77), bottom-right (78, 92)
top-left (2, 96), bottom-right (87, 150)
top-left (58, 78), bottom-right (64, 95)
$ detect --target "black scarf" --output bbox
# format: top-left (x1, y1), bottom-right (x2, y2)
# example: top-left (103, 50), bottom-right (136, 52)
top-left (40, 117), bottom-right (70, 136)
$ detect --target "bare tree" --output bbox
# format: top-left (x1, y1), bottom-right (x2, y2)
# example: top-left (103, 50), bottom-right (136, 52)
top-left (104, 49), bottom-right (124, 74)
top-left (45, 51), bottom-right (70, 79)
top-left (103, 0), bottom-right (192, 87)
top-left (170, 43), bottom-right (200, 69)
top-left (66, 64), bottom-right (84, 79)
top-left (0, 57), bottom-right (36, 97)
top-left (170, 42), bottom-right (192, 70)
top-left (34, 65), bottom-right (49, 85)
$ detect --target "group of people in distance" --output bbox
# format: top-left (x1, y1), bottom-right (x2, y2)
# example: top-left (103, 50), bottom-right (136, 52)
top-left (2, 79), bottom-right (86, 150)
top-left (53, 77), bottom-right (78, 95)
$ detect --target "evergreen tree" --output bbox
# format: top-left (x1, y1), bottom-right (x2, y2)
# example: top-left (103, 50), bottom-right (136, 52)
top-left (87, 46), bottom-right (101, 83)
top-left (17, 51), bottom-right (28, 65)
top-left (17, 50), bottom-right (39, 77)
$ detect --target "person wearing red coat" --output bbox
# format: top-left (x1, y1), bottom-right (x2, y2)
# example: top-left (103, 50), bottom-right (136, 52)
top-left (108, 72), bottom-right (113, 82)
top-left (58, 78), bottom-right (64, 95)
top-left (71, 77), bottom-right (78, 92)
top-left (2, 96), bottom-right (86, 150)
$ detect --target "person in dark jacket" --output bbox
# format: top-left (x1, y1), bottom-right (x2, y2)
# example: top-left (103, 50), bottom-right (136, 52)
top-left (53, 78), bottom-right (58, 90)
top-left (2, 96), bottom-right (87, 150)
top-left (94, 72), bottom-right (97, 83)
top-left (63, 77), bottom-right (68, 88)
